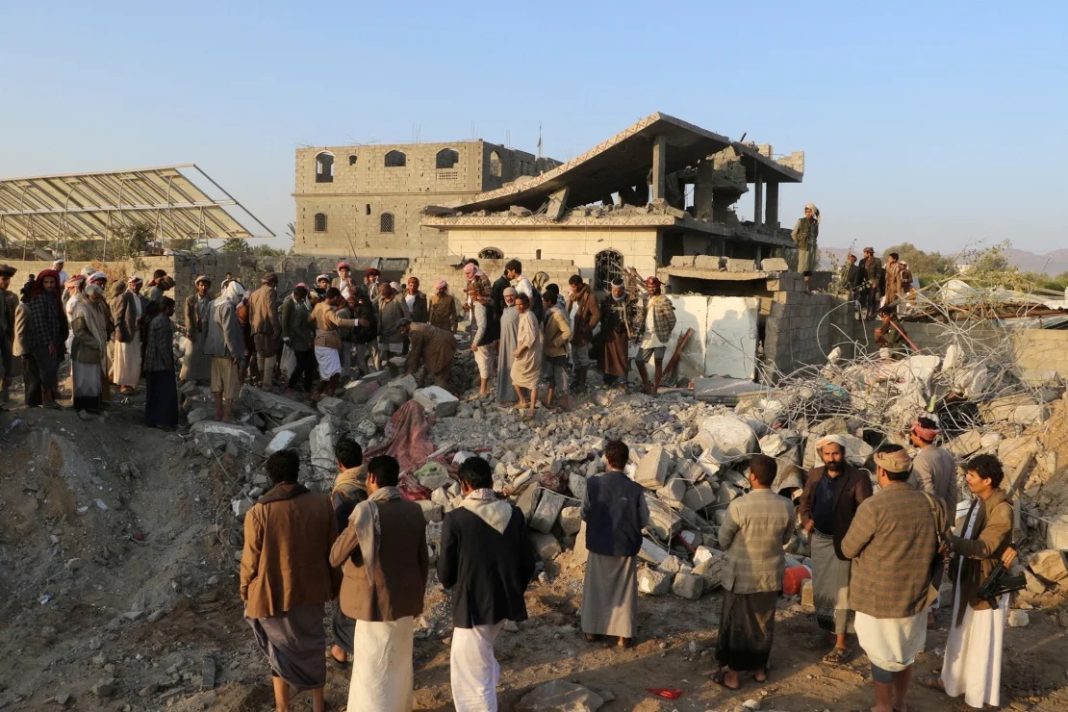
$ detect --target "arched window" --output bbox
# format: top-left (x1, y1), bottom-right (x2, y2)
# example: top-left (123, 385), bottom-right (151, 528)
top-left (488, 151), bottom-right (502, 179)
top-left (478, 247), bottom-right (504, 260)
top-left (384, 150), bottom-right (406, 168)
top-left (380, 212), bottom-right (395, 233)
top-left (348, 154), bottom-right (357, 166)
top-left (594, 249), bottom-right (624, 291)
top-left (313, 213), bottom-right (327, 232)
top-left (315, 152), bottom-right (334, 183)
top-left (436, 148), bottom-right (459, 169)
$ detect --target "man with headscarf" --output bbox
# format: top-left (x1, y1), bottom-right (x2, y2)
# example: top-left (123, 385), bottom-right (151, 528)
top-left (281, 283), bottom-right (316, 395)
top-left (146, 269), bottom-right (174, 305)
top-left (0, 264), bottom-right (20, 405)
top-left (635, 276), bottom-right (676, 395)
top-left (330, 455), bottom-right (429, 712)
top-left (310, 287), bottom-right (358, 400)
top-left (53, 259), bottom-right (69, 294)
top-left (111, 275), bottom-right (146, 394)
top-left (312, 273), bottom-right (331, 302)
top-left (14, 269), bottom-right (68, 408)
top-left (429, 279), bottom-right (459, 332)
top-left (250, 273), bottom-right (282, 389)
top-left (541, 291), bottom-right (572, 410)
top-left (907, 416), bottom-right (958, 620)
top-left (438, 456), bottom-right (537, 711)
top-left (859, 247), bottom-right (884, 320)
top-left (842, 445), bottom-right (943, 712)
top-left (401, 319), bottom-right (456, 389)
top-left (462, 261), bottom-right (491, 312)
top-left (334, 261), bottom-right (355, 301)
top-left (467, 281), bottom-right (498, 399)
top-left (791, 203), bottom-right (821, 275)
top-left (69, 274), bottom-right (112, 415)
top-left (599, 278), bottom-right (640, 388)
top-left (798, 434), bottom-right (873, 663)
top-left (566, 275), bottom-right (600, 392)
top-left (203, 280), bottom-right (246, 422)
top-left (377, 282), bottom-right (408, 361)
top-left (242, 449), bottom-right (337, 712)
top-left (510, 293), bottom-right (543, 417)
top-left (495, 287), bottom-right (519, 405)
top-left (181, 275), bottom-right (213, 384)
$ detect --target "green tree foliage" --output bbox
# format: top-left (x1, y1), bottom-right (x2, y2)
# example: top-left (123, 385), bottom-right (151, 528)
top-left (881, 243), bottom-right (955, 281)
top-left (221, 237), bottom-right (248, 253)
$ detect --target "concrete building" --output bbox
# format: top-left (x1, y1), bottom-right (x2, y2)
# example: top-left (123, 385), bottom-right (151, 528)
top-left (422, 112), bottom-right (807, 289)
top-left (293, 141), bottom-right (558, 257)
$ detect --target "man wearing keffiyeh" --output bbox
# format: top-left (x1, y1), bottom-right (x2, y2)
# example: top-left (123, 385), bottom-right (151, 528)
top-left (15, 269), bottom-right (68, 408)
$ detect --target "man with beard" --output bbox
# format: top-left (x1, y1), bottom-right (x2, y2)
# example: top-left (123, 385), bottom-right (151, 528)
top-left (310, 287), bottom-right (358, 400)
top-left (203, 280), bottom-right (246, 422)
top-left (494, 287), bottom-right (519, 406)
top-left (15, 269), bottom-right (69, 408)
top-left (249, 273), bottom-right (282, 390)
top-left (798, 435), bottom-right (873, 663)
top-left (181, 275), bottom-right (213, 384)
top-left (69, 278), bottom-right (112, 414)
top-left (111, 275), bottom-right (146, 394)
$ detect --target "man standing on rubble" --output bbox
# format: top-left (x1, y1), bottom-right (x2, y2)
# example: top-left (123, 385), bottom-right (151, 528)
top-left (635, 276), bottom-right (676, 395)
top-left (241, 449), bottom-right (336, 712)
top-left (714, 454), bottom-right (795, 691)
top-left (328, 437), bottom-right (367, 670)
top-left (495, 287), bottom-right (519, 406)
top-left (859, 247), bottom-right (884, 319)
top-left (908, 416), bottom-right (958, 623)
top-left (331, 455), bottom-right (429, 712)
top-left (249, 273), bottom-right (282, 390)
top-left (581, 439), bottom-right (649, 648)
top-left (438, 456), bottom-right (537, 711)
top-left (799, 434), bottom-right (873, 663)
top-left (842, 445), bottom-right (943, 712)
top-left (566, 275), bottom-right (600, 393)
top-left (181, 275), bottom-right (213, 384)
top-left (203, 280), bottom-right (246, 422)
top-left (310, 287), bottom-right (358, 401)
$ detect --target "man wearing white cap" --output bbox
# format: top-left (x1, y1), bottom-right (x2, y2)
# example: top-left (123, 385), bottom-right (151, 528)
top-left (798, 434), bottom-right (873, 663)
top-left (53, 259), bottom-right (68, 292)
top-left (203, 280), bottom-right (246, 421)
top-left (111, 275), bottom-right (146, 394)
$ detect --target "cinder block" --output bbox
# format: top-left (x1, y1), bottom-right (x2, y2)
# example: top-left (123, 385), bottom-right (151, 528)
top-left (693, 255), bottom-right (723, 270)
top-left (530, 490), bottom-right (566, 533)
top-left (761, 257), bottom-right (789, 272)
top-left (634, 445), bottom-right (671, 489)
top-left (726, 258), bottom-right (757, 273)
top-left (638, 567), bottom-right (673, 596)
top-left (672, 572), bottom-right (705, 600)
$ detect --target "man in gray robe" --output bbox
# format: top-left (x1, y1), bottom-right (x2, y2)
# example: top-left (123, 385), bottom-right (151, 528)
top-left (495, 288), bottom-right (518, 406)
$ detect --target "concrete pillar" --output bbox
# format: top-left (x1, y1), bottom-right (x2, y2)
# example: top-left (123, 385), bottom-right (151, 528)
top-left (753, 177), bottom-right (764, 228)
top-left (651, 135), bottom-right (667, 203)
top-left (766, 181), bottom-right (779, 229)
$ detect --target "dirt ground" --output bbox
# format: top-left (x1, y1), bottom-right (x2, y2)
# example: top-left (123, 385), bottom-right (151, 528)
top-left (2, 392), bottom-right (1068, 712)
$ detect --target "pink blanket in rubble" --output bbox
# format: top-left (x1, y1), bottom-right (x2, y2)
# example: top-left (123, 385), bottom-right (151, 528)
top-left (364, 400), bottom-right (438, 500)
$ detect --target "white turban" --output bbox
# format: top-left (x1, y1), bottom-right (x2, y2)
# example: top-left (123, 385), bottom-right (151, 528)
top-left (222, 280), bottom-right (246, 304)
top-left (805, 202), bottom-right (821, 223)
top-left (815, 434), bottom-right (846, 452)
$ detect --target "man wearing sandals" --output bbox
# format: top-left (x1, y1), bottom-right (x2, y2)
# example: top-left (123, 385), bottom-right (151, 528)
top-left (840, 445), bottom-right (944, 712)
top-left (713, 454), bottom-right (795, 691)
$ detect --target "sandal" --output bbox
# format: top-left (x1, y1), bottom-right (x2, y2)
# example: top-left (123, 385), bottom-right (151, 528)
top-left (711, 669), bottom-right (741, 691)
top-left (822, 646), bottom-right (852, 664)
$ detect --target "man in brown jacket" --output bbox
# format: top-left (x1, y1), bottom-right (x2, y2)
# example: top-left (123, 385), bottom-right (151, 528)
top-left (402, 319), bottom-right (457, 389)
top-left (541, 291), bottom-right (572, 410)
top-left (841, 445), bottom-right (943, 712)
top-left (249, 273), bottom-right (282, 389)
top-left (798, 434), bottom-right (873, 663)
top-left (330, 455), bottom-right (428, 712)
top-left (240, 449), bottom-right (337, 712)
top-left (309, 287), bottom-right (358, 400)
top-left (566, 274), bottom-right (600, 392)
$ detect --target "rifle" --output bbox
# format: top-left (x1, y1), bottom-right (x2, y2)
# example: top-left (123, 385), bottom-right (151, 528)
top-left (977, 537), bottom-right (1028, 607)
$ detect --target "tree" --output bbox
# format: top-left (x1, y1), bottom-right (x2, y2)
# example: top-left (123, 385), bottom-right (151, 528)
top-left (881, 243), bottom-right (955, 280)
top-left (221, 237), bottom-right (248, 253)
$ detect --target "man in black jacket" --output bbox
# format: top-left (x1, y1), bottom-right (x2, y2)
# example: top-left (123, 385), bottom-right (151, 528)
top-left (438, 456), bottom-right (536, 711)
top-left (580, 439), bottom-right (649, 647)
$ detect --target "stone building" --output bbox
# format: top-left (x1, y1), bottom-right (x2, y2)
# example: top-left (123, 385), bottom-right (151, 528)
top-left (293, 141), bottom-right (558, 257)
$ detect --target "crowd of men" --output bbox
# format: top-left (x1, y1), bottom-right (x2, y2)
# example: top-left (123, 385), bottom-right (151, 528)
top-left (240, 417), bottom-right (1019, 712)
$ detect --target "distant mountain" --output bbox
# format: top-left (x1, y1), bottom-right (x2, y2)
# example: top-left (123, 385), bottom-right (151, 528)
top-left (821, 246), bottom-right (1068, 276)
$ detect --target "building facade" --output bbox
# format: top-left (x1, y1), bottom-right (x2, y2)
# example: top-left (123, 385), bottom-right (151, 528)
top-left (293, 140), bottom-right (555, 257)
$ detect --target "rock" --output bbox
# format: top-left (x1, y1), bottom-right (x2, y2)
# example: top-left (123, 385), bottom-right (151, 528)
top-left (530, 490), bottom-right (566, 534)
top-left (201, 655), bottom-right (216, 690)
top-left (418, 500), bottom-right (444, 523)
top-left (760, 257), bottom-right (789, 272)
top-left (54, 692), bottom-right (72, 706)
top-left (1028, 550), bottom-right (1068, 582)
top-left (695, 414), bottom-right (756, 463)
top-left (568, 473), bottom-right (587, 503)
top-left (517, 680), bottom-right (605, 712)
top-left (186, 407), bottom-right (213, 425)
top-left (683, 481), bottom-right (717, 511)
top-left (414, 461), bottom-right (452, 490)
top-left (530, 532), bottom-right (562, 561)
top-left (658, 555), bottom-right (684, 575)
top-left (1007, 610), bottom-right (1030, 628)
top-left (238, 384), bottom-right (316, 419)
top-left (91, 680), bottom-right (117, 698)
top-left (638, 537), bottom-right (670, 565)
top-left (656, 478), bottom-right (688, 506)
top-left (638, 567), bottom-right (673, 596)
top-left (354, 419), bottom-right (377, 439)
top-left (1048, 515), bottom-right (1068, 550)
top-left (634, 445), bottom-right (671, 489)
top-left (559, 506), bottom-right (582, 535)
top-left (371, 397), bottom-right (396, 426)
top-left (672, 572), bottom-right (705, 600)
top-left (264, 430), bottom-right (297, 455)
top-left (317, 396), bottom-right (351, 418)
top-left (343, 377), bottom-right (381, 404)
top-left (191, 420), bottom-right (263, 447)
top-left (644, 496), bottom-right (682, 540)
top-left (268, 414), bottom-right (319, 444)
top-left (308, 417), bottom-right (338, 479)
top-left (390, 374), bottom-right (419, 397)
top-left (413, 386), bottom-right (459, 417)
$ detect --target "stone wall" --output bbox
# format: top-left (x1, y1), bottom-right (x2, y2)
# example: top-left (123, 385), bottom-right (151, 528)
top-left (764, 288), bottom-right (860, 377)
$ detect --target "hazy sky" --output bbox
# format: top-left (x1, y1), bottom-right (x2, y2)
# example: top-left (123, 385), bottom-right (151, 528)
top-left (2, 1), bottom-right (1065, 255)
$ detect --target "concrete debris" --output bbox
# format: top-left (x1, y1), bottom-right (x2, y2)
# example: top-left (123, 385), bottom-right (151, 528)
top-left (530, 532), bottom-right (562, 561)
top-left (517, 680), bottom-right (605, 712)
top-left (638, 567), bottom-right (673, 596)
top-left (672, 572), bottom-right (705, 600)
top-left (559, 506), bottom-right (582, 535)
top-left (316, 396), bottom-right (352, 419)
top-left (1007, 609), bottom-right (1030, 628)
top-left (414, 386), bottom-right (460, 417)
top-left (1048, 515), bottom-right (1068, 551)
top-left (634, 445), bottom-right (671, 489)
top-left (530, 490), bottom-right (567, 534)
top-left (1029, 550), bottom-right (1068, 583)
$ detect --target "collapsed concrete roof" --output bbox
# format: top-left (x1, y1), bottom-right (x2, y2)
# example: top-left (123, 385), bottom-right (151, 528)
top-left (442, 112), bottom-right (803, 213)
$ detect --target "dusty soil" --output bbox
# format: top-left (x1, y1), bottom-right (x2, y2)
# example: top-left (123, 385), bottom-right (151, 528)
top-left (2, 393), bottom-right (1067, 712)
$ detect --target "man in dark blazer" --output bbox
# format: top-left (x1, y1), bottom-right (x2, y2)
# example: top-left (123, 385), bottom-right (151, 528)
top-left (438, 455), bottom-right (536, 711)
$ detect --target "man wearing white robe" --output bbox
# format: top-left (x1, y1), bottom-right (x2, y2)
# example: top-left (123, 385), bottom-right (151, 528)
top-left (111, 276), bottom-right (145, 392)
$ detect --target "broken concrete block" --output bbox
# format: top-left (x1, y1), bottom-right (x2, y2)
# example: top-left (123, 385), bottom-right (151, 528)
top-left (343, 377), bottom-right (381, 404)
top-left (672, 572), bottom-right (705, 600)
top-left (530, 490), bottom-right (566, 534)
top-left (726, 258), bottom-right (757, 273)
top-left (308, 417), bottom-right (338, 479)
top-left (658, 554), bottom-right (684, 575)
top-left (192, 420), bottom-right (264, 447)
top-left (670, 254), bottom-right (697, 268)
top-left (637, 567), bottom-right (673, 596)
top-left (316, 396), bottom-right (351, 419)
top-left (683, 481), bottom-right (717, 512)
top-left (638, 537), bottom-right (669, 565)
top-left (186, 407), bottom-right (213, 425)
top-left (516, 485), bottom-right (541, 521)
top-left (530, 532), bottom-right (561, 561)
top-left (268, 414), bottom-right (318, 443)
top-left (390, 374), bottom-right (419, 397)
top-left (696, 415), bottom-right (757, 462)
top-left (644, 495), bottom-right (682, 540)
top-left (1007, 610), bottom-right (1030, 628)
top-left (634, 445), bottom-right (671, 489)
top-left (414, 461), bottom-right (452, 490)
top-left (370, 398), bottom-right (396, 427)
top-left (568, 473), bottom-right (587, 503)
top-left (238, 384), bottom-right (317, 419)
top-left (656, 478), bottom-right (688, 507)
top-left (232, 497), bottom-right (253, 519)
top-left (1049, 515), bottom-right (1068, 550)
top-left (517, 680), bottom-right (604, 712)
top-left (264, 430), bottom-right (297, 455)
top-left (559, 506), bottom-right (582, 535)
top-left (1029, 550), bottom-right (1068, 582)
top-left (693, 254), bottom-right (722, 271)
top-left (413, 386), bottom-right (459, 417)
top-left (417, 500), bottom-right (444, 523)
top-left (760, 257), bottom-right (789, 272)
top-left (693, 548), bottom-right (726, 589)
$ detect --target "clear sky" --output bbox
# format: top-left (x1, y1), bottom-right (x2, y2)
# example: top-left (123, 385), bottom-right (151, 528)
top-left (2, 1), bottom-right (1065, 255)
